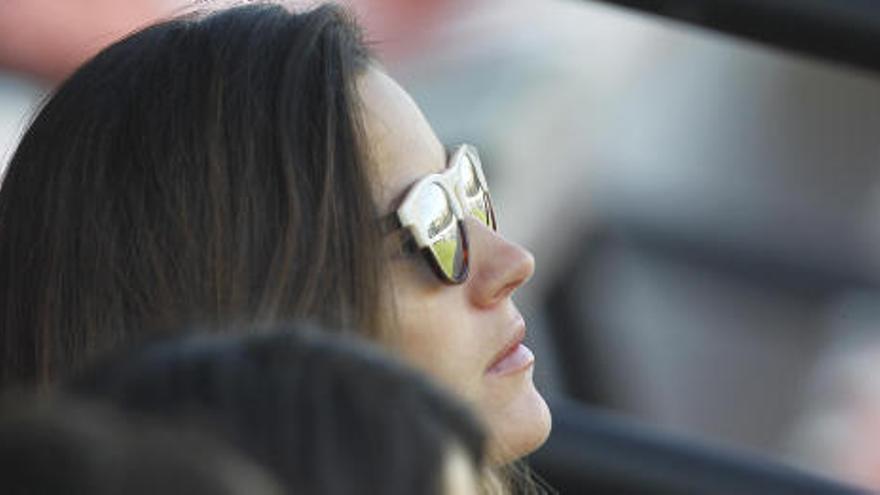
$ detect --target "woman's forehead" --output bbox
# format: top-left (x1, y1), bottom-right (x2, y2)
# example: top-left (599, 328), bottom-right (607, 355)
top-left (358, 67), bottom-right (446, 211)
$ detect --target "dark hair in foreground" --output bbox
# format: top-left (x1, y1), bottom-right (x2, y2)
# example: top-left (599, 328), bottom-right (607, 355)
top-left (0, 3), bottom-right (385, 388)
top-left (0, 397), bottom-right (283, 495)
top-left (67, 322), bottom-right (488, 495)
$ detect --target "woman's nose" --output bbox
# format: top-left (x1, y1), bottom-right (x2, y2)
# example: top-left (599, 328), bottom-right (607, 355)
top-left (464, 217), bottom-right (535, 308)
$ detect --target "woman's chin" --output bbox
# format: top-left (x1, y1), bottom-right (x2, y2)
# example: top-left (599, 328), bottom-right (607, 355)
top-left (484, 377), bottom-right (552, 464)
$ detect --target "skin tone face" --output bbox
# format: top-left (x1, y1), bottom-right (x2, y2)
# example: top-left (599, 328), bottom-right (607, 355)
top-left (359, 66), bottom-right (552, 463)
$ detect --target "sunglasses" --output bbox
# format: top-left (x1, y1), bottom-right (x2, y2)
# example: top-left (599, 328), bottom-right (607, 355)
top-left (381, 144), bottom-right (497, 284)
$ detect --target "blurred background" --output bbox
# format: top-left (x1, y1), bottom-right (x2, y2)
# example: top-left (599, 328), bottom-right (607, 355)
top-left (3, 0), bottom-right (880, 490)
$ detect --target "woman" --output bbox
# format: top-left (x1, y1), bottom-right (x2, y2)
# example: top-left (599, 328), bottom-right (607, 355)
top-left (67, 324), bottom-right (490, 495)
top-left (0, 2), bottom-right (550, 463)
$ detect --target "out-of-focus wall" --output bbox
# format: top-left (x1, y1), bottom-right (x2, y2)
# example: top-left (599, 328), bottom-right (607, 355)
top-left (0, 0), bottom-right (187, 173)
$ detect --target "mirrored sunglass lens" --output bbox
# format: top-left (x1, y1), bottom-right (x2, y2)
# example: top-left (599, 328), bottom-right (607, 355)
top-left (461, 155), bottom-right (481, 196)
top-left (480, 192), bottom-right (497, 231)
top-left (430, 223), bottom-right (466, 282)
top-left (459, 156), bottom-right (494, 230)
top-left (470, 201), bottom-right (490, 228)
top-left (414, 184), bottom-right (465, 281)
top-left (415, 183), bottom-right (454, 238)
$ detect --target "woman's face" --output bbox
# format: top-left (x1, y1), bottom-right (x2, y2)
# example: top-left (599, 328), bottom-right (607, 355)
top-left (359, 67), bottom-right (551, 463)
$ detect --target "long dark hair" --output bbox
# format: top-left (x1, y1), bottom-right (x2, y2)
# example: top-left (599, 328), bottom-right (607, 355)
top-left (67, 323), bottom-right (488, 495)
top-left (0, 3), bottom-right (385, 387)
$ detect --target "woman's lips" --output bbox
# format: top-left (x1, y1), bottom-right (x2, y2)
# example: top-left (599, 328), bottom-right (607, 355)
top-left (486, 317), bottom-right (534, 376)
top-left (487, 342), bottom-right (534, 376)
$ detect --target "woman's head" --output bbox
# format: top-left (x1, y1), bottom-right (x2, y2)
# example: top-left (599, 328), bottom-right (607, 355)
top-left (0, 1), bottom-right (549, 460)
top-left (0, 3), bottom-right (382, 384)
top-left (68, 323), bottom-right (488, 495)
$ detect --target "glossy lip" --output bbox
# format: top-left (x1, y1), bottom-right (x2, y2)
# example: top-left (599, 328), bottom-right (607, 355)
top-left (485, 314), bottom-right (532, 375)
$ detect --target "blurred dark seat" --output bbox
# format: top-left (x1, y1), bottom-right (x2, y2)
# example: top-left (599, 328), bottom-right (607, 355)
top-left (530, 399), bottom-right (867, 494)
